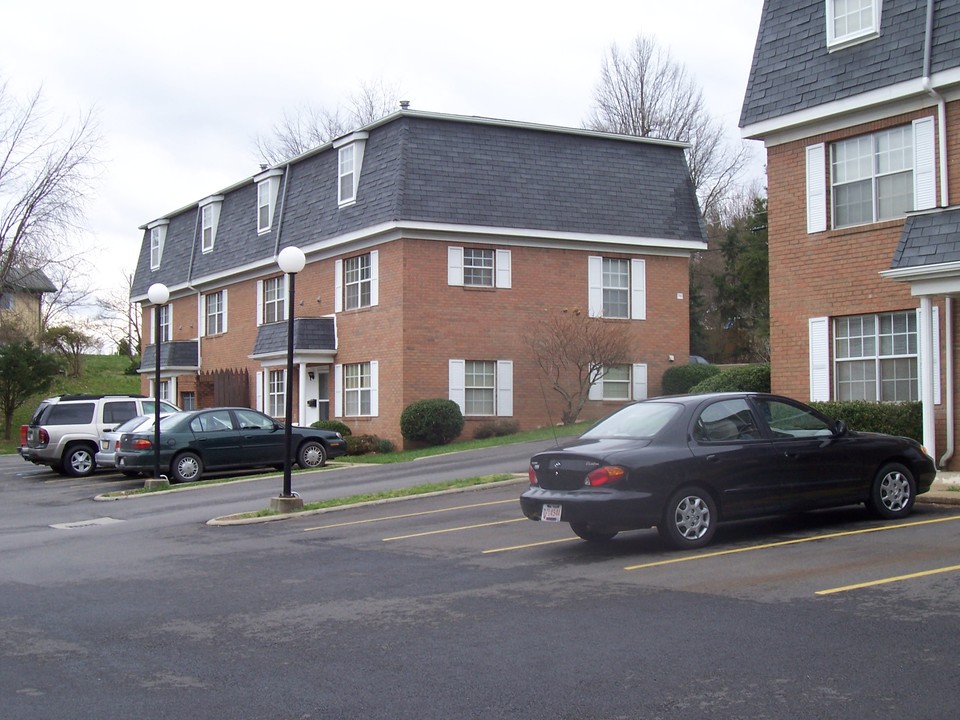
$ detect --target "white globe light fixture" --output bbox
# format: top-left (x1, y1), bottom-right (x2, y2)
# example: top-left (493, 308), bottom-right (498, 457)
top-left (275, 247), bottom-right (306, 511)
top-left (146, 283), bottom-right (169, 486)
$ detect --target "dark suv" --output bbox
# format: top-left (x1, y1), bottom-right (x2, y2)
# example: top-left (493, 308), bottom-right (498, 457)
top-left (19, 394), bottom-right (180, 477)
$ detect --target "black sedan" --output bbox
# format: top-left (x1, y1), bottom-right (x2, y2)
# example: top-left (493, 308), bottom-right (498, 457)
top-left (520, 392), bottom-right (936, 549)
top-left (116, 407), bottom-right (347, 483)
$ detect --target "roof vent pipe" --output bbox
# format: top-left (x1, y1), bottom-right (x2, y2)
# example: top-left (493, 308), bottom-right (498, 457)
top-left (400, 100), bottom-right (410, 110)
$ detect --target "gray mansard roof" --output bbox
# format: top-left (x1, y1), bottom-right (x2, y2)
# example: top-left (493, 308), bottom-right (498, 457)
top-left (132, 111), bottom-right (706, 299)
top-left (740, 0), bottom-right (960, 131)
top-left (891, 206), bottom-right (960, 270)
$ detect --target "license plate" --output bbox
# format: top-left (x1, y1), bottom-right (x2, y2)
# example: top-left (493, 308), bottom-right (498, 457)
top-left (541, 504), bottom-right (562, 522)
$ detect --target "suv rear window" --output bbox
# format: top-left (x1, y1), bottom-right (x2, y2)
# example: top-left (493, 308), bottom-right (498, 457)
top-left (102, 401), bottom-right (138, 425)
top-left (40, 403), bottom-right (96, 425)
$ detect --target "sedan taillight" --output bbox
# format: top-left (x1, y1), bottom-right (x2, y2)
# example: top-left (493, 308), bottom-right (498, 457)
top-left (528, 464), bottom-right (539, 486)
top-left (130, 438), bottom-right (153, 451)
top-left (585, 466), bottom-right (626, 487)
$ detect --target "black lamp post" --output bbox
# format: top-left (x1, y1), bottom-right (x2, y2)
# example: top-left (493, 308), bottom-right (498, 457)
top-left (273, 247), bottom-right (306, 511)
top-left (146, 282), bottom-right (169, 488)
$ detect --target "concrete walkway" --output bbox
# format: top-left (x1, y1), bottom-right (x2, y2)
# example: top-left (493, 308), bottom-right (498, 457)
top-left (920, 472), bottom-right (960, 505)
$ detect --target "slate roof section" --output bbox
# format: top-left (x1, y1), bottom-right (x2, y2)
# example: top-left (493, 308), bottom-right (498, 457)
top-left (140, 341), bottom-right (200, 372)
top-left (891, 206), bottom-right (960, 269)
top-left (251, 317), bottom-right (337, 356)
top-left (132, 111), bottom-right (706, 298)
top-left (740, 0), bottom-right (960, 130)
top-left (2, 267), bottom-right (56, 293)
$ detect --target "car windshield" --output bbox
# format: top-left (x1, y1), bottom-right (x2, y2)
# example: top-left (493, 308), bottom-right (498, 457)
top-left (115, 415), bottom-right (151, 433)
top-left (582, 402), bottom-right (682, 439)
top-left (157, 412), bottom-right (189, 430)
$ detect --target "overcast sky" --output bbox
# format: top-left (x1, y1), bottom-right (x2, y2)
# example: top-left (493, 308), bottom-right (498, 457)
top-left (1, 0), bottom-right (765, 304)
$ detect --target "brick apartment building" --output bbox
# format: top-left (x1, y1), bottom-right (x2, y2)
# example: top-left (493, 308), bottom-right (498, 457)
top-left (132, 110), bottom-right (706, 447)
top-left (740, 0), bottom-right (960, 467)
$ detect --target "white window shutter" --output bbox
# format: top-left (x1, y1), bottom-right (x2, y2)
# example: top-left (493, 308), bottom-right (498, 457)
top-left (495, 249), bottom-right (512, 289)
top-left (334, 259), bottom-right (343, 313)
top-left (369, 360), bottom-right (379, 416)
top-left (449, 359), bottom-right (466, 413)
top-left (588, 367), bottom-right (603, 400)
top-left (448, 247), bottom-right (463, 286)
top-left (370, 250), bottom-right (380, 306)
top-left (150, 309), bottom-right (156, 344)
top-left (632, 363), bottom-right (648, 400)
top-left (199, 294), bottom-right (206, 337)
top-left (282, 275), bottom-right (290, 321)
top-left (631, 258), bottom-right (646, 320)
top-left (222, 290), bottom-right (228, 333)
top-left (334, 364), bottom-right (343, 417)
top-left (255, 371), bottom-right (264, 412)
top-left (166, 305), bottom-right (173, 342)
top-left (913, 116), bottom-right (936, 211)
top-left (256, 280), bottom-right (264, 326)
top-left (496, 360), bottom-right (513, 417)
top-left (588, 256), bottom-right (603, 317)
top-left (809, 316), bottom-right (830, 401)
top-left (806, 143), bottom-right (827, 233)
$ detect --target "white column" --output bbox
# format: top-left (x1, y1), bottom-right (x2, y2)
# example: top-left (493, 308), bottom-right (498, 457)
top-left (920, 296), bottom-right (937, 462)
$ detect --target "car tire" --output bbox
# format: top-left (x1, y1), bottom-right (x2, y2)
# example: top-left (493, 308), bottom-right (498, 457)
top-left (298, 440), bottom-right (327, 469)
top-left (172, 452), bottom-right (203, 483)
top-left (658, 487), bottom-right (717, 550)
top-left (570, 522), bottom-right (619, 543)
top-left (121, 470), bottom-right (142, 478)
top-left (63, 443), bottom-right (97, 478)
top-left (866, 463), bottom-right (916, 519)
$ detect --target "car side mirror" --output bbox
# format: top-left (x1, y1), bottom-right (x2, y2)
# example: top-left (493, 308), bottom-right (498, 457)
top-left (833, 420), bottom-right (848, 437)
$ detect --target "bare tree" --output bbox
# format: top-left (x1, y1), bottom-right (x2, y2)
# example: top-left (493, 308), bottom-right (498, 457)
top-left (526, 308), bottom-right (632, 425)
top-left (255, 79), bottom-right (405, 165)
top-left (95, 271), bottom-right (141, 355)
top-left (38, 254), bottom-right (97, 333)
top-left (584, 36), bottom-right (749, 219)
top-left (0, 77), bottom-right (101, 289)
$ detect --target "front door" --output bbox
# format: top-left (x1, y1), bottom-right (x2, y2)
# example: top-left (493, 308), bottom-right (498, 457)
top-left (303, 368), bottom-right (329, 426)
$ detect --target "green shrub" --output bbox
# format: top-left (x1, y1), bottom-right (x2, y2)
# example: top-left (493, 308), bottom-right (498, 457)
top-left (690, 364), bottom-right (771, 393)
top-left (661, 364), bottom-right (722, 395)
top-left (400, 398), bottom-right (465, 445)
top-left (473, 419), bottom-right (520, 439)
top-left (346, 434), bottom-right (380, 455)
top-left (311, 419), bottom-right (352, 436)
top-left (376, 437), bottom-right (396, 454)
top-left (810, 400), bottom-right (922, 442)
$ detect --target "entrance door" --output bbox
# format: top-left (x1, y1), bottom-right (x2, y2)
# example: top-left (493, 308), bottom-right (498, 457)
top-left (303, 368), bottom-right (329, 426)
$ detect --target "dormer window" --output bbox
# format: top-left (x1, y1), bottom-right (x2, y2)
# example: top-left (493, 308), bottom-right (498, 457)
top-left (148, 219), bottom-right (169, 270)
top-left (199, 196), bottom-right (223, 253)
top-left (826, 0), bottom-right (881, 50)
top-left (333, 132), bottom-right (368, 207)
top-left (255, 169), bottom-right (283, 233)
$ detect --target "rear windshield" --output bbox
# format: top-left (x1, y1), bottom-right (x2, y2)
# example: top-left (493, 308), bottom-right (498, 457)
top-left (581, 402), bottom-right (682, 439)
top-left (39, 402), bottom-right (96, 426)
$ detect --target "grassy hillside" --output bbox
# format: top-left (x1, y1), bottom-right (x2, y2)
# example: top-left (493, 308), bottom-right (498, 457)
top-left (3, 355), bottom-right (141, 454)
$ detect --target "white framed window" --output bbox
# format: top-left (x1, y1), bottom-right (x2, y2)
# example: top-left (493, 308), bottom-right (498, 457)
top-left (203, 290), bottom-right (227, 336)
top-left (826, 0), bottom-right (881, 50)
top-left (587, 256), bottom-right (646, 320)
top-left (199, 197), bottom-right (222, 252)
top-left (148, 220), bottom-right (168, 270)
top-left (342, 362), bottom-right (374, 416)
top-left (447, 247), bottom-right (511, 288)
top-left (158, 304), bottom-right (171, 343)
top-left (449, 359), bottom-right (513, 417)
top-left (255, 170), bottom-right (282, 233)
top-left (834, 311), bottom-right (918, 402)
top-left (258, 277), bottom-right (286, 325)
top-left (267, 369), bottom-right (285, 418)
top-left (589, 364), bottom-right (648, 402)
top-left (806, 118), bottom-right (936, 234)
top-left (334, 132), bottom-right (368, 207)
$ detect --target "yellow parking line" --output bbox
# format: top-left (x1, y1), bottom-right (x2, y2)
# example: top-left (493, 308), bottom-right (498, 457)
top-left (383, 518), bottom-right (526, 542)
top-left (816, 564), bottom-right (960, 595)
top-left (302, 499), bottom-right (515, 531)
top-left (624, 515), bottom-right (960, 571)
top-left (483, 537), bottom-right (581, 554)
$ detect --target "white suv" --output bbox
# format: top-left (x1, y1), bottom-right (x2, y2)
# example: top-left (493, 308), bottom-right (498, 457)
top-left (19, 395), bottom-right (180, 477)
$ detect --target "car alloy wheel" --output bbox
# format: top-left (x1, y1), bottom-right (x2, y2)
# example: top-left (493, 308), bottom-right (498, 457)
top-left (659, 487), bottom-right (717, 550)
top-left (868, 463), bottom-right (916, 519)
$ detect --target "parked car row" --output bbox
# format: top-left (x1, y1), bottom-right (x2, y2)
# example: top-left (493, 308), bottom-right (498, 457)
top-left (19, 396), bottom-right (347, 482)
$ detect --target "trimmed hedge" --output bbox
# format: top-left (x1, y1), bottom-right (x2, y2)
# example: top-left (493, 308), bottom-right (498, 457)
top-left (473, 419), bottom-right (520, 440)
top-left (311, 419), bottom-right (352, 436)
top-left (661, 364), bottom-right (722, 395)
top-left (811, 400), bottom-right (922, 442)
top-left (690, 364), bottom-right (771, 393)
top-left (400, 398), bottom-right (465, 445)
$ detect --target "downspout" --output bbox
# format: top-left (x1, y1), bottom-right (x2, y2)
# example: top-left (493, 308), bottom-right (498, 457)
top-left (922, 0), bottom-right (954, 466)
